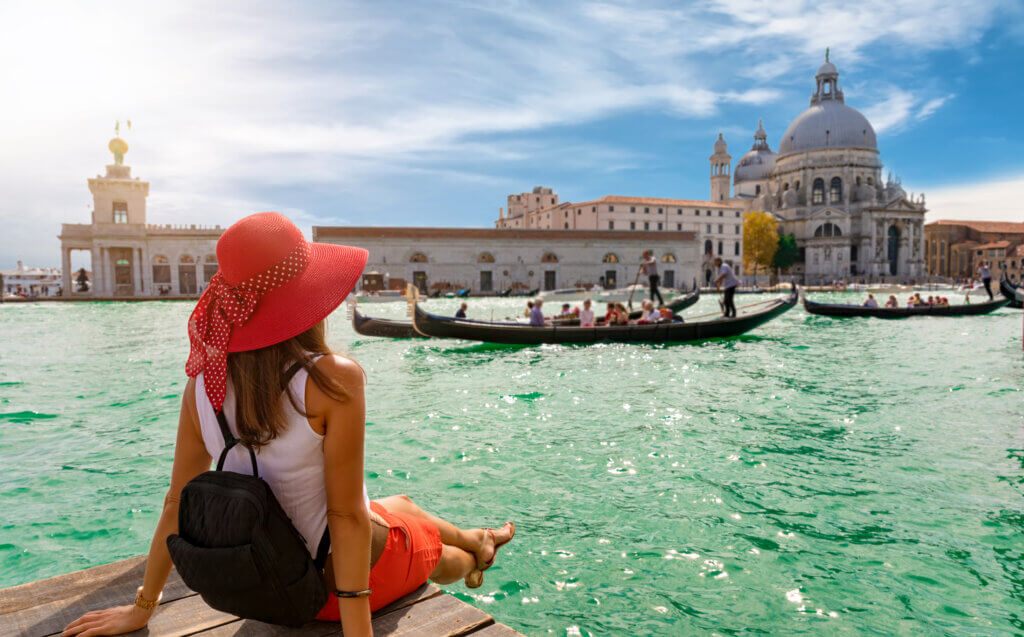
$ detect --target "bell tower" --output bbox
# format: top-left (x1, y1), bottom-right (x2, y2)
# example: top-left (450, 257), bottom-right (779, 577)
top-left (709, 133), bottom-right (731, 201)
top-left (88, 121), bottom-right (149, 225)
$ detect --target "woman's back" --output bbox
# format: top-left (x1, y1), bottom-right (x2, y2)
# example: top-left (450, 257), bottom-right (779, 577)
top-left (195, 361), bottom-right (369, 557)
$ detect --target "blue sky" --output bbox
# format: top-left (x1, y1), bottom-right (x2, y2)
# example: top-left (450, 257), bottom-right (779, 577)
top-left (1, 0), bottom-right (1023, 269)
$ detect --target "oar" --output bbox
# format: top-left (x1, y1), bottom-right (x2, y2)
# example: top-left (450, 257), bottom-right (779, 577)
top-left (626, 266), bottom-right (643, 311)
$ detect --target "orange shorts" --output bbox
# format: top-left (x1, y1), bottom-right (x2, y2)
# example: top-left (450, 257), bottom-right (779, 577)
top-left (316, 501), bottom-right (443, 619)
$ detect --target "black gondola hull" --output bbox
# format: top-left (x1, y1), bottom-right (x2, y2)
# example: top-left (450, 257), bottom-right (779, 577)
top-left (412, 288), bottom-right (797, 345)
top-left (999, 278), bottom-right (1023, 309)
top-left (352, 308), bottom-right (426, 339)
top-left (803, 296), bottom-right (1009, 318)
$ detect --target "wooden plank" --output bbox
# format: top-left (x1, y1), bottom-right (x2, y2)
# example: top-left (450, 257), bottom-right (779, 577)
top-left (0, 557), bottom-right (190, 616)
top-left (0, 565), bottom-right (195, 637)
top-left (467, 622), bottom-right (523, 636)
top-left (369, 594), bottom-right (494, 637)
top-left (197, 584), bottom-right (444, 637)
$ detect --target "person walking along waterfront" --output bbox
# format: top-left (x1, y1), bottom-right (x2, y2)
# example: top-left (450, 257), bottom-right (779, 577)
top-left (713, 257), bottom-right (738, 318)
top-left (62, 213), bottom-right (514, 637)
top-left (639, 250), bottom-right (665, 306)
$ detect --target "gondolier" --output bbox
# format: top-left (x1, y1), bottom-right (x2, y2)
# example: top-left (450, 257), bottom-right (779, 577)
top-left (713, 257), bottom-right (738, 318)
top-left (639, 250), bottom-right (665, 306)
top-left (978, 261), bottom-right (993, 300)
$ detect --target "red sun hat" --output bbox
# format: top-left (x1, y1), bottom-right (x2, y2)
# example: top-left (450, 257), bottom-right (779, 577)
top-left (185, 212), bottom-right (367, 411)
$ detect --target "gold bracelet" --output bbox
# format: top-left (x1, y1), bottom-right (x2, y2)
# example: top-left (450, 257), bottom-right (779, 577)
top-left (134, 586), bottom-right (162, 610)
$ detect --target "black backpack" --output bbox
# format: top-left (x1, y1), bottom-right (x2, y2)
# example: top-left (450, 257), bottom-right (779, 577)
top-left (166, 408), bottom-right (332, 626)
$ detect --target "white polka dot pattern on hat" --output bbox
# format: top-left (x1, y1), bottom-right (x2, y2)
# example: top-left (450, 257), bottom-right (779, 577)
top-left (185, 241), bottom-right (311, 411)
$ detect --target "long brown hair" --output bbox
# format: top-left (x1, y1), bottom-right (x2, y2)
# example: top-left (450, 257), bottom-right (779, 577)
top-left (226, 321), bottom-right (350, 449)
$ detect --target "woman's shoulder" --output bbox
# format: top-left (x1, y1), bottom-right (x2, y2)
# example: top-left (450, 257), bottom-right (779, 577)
top-left (312, 354), bottom-right (365, 388)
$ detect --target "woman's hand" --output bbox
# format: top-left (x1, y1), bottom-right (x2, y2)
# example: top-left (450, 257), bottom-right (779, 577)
top-left (61, 604), bottom-right (152, 637)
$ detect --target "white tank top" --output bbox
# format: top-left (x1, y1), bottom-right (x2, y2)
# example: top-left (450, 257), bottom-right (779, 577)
top-left (195, 359), bottom-right (370, 557)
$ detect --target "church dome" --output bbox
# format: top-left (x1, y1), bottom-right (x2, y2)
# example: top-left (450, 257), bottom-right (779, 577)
top-left (778, 56), bottom-right (877, 156)
top-left (734, 120), bottom-right (776, 183)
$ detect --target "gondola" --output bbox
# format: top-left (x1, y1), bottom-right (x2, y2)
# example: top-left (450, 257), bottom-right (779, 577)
top-left (1000, 277), bottom-right (1023, 309)
top-left (351, 306), bottom-right (427, 339)
top-left (803, 294), bottom-right (1009, 318)
top-left (411, 286), bottom-right (797, 345)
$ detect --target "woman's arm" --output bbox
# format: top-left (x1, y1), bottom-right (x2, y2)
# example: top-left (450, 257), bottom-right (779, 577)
top-left (312, 355), bottom-right (372, 637)
top-left (63, 378), bottom-right (212, 637)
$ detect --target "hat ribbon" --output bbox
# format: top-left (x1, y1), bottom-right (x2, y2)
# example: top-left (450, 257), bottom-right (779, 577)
top-left (186, 241), bottom-right (311, 411)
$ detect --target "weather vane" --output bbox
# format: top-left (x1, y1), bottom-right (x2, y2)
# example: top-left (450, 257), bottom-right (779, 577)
top-left (826, 47), bottom-right (830, 62)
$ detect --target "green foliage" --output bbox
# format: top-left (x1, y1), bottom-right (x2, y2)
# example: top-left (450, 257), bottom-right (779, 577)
top-left (772, 234), bottom-right (799, 271)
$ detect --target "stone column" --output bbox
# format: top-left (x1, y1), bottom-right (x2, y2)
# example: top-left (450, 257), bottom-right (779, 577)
top-left (170, 255), bottom-right (180, 295)
top-left (90, 245), bottom-right (101, 296)
top-left (869, 215), bottom-right (877, 277)
top-left (141, 244), bottom-right (152, 296)
top-left (105, 248), bottom-right (115, 296)
top-left (133, 247), bottom-right (142, 296)
top-left (61, 248), bottom-right (72, 296)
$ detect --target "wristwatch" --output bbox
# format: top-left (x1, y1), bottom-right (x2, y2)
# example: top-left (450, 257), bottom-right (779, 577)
top-left (134, 587), bottom-right (162, 611)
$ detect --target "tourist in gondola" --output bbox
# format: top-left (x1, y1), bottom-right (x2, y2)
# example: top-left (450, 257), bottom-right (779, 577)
top-left (639, 250), bottom-right (665, 306)
top-left (579, 299), bottom-right (596, 327)
top-left (713, 257), bottom-right (738, 318)
top-left (614, 303), bottom-right (630, 325)
top-left (529, 299), bottom-right (545, 326)
top-left (559, 303), bottom-right (574, 318)
top-left (62, 213), bottom-right (515, 637)
top-left (524, 300), bottom-right (534, 318)
top-left (455, 302), bottom-right (467, 319)
top-left (978, 261), bottom-right (993, 299)
top-left (659, 306), bottom-right (677, 322)
top-left (885, 295), bottom-right (899, 308)
top-left (603, 301), bottom-right (617, 325)
top-left (863, 293), bottom-right (878, 308)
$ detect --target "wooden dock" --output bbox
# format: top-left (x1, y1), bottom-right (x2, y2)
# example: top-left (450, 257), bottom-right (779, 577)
top-left (0, 557), bottom-right (522, 636)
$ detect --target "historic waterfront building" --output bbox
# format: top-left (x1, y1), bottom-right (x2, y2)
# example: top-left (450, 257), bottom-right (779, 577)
top-left (725, 56), bottom-right (928, 282)
top-left (313, 226), bottom-right (700, 293)
top-left (924, 219), bottom-right (1024, 282)
top-left (59, 135), bottom-right (222, 297)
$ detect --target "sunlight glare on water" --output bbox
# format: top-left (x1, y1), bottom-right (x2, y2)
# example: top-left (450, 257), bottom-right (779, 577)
top-left (1, 293), bottom-right (1023, 634)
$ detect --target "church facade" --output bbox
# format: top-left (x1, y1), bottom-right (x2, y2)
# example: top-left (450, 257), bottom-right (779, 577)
top-left (723, 56), bottom-right (927, 282)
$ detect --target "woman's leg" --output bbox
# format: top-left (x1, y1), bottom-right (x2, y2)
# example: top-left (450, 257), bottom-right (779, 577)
top-left (375, 495), bottom-right (513, 569)
top-left (428, 544), bottom-right (478, 584)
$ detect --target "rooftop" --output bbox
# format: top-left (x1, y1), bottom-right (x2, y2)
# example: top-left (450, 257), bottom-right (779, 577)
top-left (314, 226), bottom-right (696, 242)
top-left (927, 219), bottom-right (1024, 234)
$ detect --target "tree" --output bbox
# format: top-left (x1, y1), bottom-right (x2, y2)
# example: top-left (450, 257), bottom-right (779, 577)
top-left (742, 211), bottom-right (779, 284)
top-left (772, 234), bottom-right (799, 273)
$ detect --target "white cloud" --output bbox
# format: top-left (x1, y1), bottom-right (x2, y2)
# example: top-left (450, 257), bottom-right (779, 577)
top-left (926, 174), bottom-right (1024, 223)
top-left (863, 88), bottom-right (955, 134)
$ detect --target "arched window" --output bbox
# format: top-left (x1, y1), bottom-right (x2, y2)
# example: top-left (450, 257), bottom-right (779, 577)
top-left (152, 255), bottom-right (170, 284)
top-left (178, 255), bottom-right (197, 295)
top-left (478, 252), bottom-right (495, 263)
top-left (704, 239), bottom-right (713, 255)
top-left (830, 177), bottom-right (842, 203)
top-left (812, 178), bottom-right (825, 204)
top-left (409, 252), bottom-right (428, 263)
top-left (783, 182), bottom-right (789, 191)
top-left (602, 253), bottom-right (619, 263)
top-left (203, 254), bottom-right (218, 282)
top-left (660, 253), bottom-right (677, 263)
top-left (541, 252), bottom-right (558, 263)
top-left (813, 222), bottom-right (842, 237)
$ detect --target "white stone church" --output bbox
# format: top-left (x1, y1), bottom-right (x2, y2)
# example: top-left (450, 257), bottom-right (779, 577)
top-left (722, 56), bottom-right (928, 282)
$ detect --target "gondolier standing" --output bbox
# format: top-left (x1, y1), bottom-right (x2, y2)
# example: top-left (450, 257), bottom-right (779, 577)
top-left (978, 261), bottom-right (993, 300)
top-left (639, 250), bottom-right (665, 306)
top-left (713, 257), bottom-right (738, 318)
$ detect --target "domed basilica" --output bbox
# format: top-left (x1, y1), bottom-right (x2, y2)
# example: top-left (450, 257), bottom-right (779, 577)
top-left (714, 56), bottom-right (927, 281)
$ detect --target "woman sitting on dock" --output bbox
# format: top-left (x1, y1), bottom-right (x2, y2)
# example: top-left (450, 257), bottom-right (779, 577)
top-left (63, 213), bottom-right (514, 637)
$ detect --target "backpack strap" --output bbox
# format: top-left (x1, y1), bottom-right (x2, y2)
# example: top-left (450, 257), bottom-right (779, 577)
top-left (313, 527), bottom-right (331, 571)
top-left (214, 409), bottom-right (259, 478)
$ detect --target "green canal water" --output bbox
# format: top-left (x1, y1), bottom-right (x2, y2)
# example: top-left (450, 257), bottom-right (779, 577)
top-left (1, 294), bottom-right (1023, 635)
